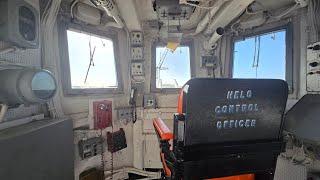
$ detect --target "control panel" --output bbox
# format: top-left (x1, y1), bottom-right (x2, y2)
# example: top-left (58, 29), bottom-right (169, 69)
top-left (93, 100), bottom-right (112, 130)
top-left (130, 31), bottom-right (143, 46)
top-left (130, 31), bottom-right (144, 80)
top-left (131, 47), bottom-right (144, 60)
top-left (201, 55), bottom-right (218, 68)
top-left (78, 137), bottom-right (104, 160)
top-left (131, 62), bottom-right (144, 76)
top-left (307, 42), bottom-right (320, 92)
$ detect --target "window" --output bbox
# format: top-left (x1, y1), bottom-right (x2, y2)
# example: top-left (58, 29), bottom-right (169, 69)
top-left (232, 29), bottom-right (287, 80)
top-left (155, 46), bottom-right (191, 89)
top-left (66, 29), bottom-right (118, 89)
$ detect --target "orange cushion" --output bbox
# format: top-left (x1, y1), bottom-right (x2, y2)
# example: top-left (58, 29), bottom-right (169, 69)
top-left (153, 118), bottom-right (173, 141)
top-left (208, 174), bottom-right (255, 180)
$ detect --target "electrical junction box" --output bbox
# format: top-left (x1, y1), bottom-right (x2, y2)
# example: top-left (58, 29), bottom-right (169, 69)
top-left (74, 2), bottom-right (101, 26)
top-left (93, 100), bottom-right (112, 129)
top-left (117, 107), bottom-right (133, 125)
top-left (130, 31), bottom-right (143, 46)
top-left (143, 94), bottom-right (156, 109)
top-left (153, 0), bottom-right (195, 21)
top-left (0, 0), bottom-right (39, 48)
top-left (78, 137), bottom-right (104, 160)
top-left (306, 42), bottom-right (320, 92)
top-left (131, 62), bottom-right (144, 76)
top-left (201, 55), bottom-right (218, 68)
top-left (131, 47), bottom-right (144, 60)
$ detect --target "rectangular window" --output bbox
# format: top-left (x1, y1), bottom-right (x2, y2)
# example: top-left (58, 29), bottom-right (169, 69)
top-left (156, 46), bottom-right (191, 88)
top-left (67, 29), bottom-right (118, 89)
top-left (232, 29), bottom-right (286, 80)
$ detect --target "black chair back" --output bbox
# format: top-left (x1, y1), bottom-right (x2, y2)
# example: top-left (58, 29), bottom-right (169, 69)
top-left (173, 78), bottom-right (288, 180)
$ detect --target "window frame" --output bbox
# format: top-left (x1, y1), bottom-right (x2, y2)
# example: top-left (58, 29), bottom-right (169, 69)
top-left (230, 22), bottom-right (293, 92)
top-left (151, 40), bottom-right (195, 93)
top-left (59, 22), bottom-right (123, 95)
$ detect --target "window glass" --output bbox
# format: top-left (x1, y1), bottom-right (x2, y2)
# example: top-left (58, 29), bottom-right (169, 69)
top-left (67, 30), bottom-right (117, 89)
top-left (156, 46), bottom-right (191, 88)
top-left (32, 71), bottom-right (56, 99)
top-left (233, 30), bottom-right (286, 80)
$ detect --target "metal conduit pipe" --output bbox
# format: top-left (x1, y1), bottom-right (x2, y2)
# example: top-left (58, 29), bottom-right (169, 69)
top-left (208, 27), bottom-right (225, 47)
top-left (204, 0), bottom-right (254, 35)
top-left (0, 47), bottom-right (18, 55)
top-left (0, 104), bottom-right (8, 123)
top-left (90, 0), bottom-right (124, 28)
top-left (193, 0), bottom-right (230, 35)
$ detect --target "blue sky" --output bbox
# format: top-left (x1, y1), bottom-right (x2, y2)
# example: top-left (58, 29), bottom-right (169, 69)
top-left (67, 30), bottom-right (117, 88)
top-left (233, 30), bottom-right (286, 80)
top-left (156, 46), bottom-right (191, 88)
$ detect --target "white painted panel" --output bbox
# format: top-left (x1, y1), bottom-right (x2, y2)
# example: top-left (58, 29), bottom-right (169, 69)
top-left (143, 134), bottom-right (162, 169)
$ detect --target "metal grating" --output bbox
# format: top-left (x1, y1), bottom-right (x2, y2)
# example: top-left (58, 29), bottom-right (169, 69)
top-left (274, 157), bottom-right (307, 180)
top-left (2, 104), bottom-right (43, 122)
top-left (0, 41), bottom-right (41, 67)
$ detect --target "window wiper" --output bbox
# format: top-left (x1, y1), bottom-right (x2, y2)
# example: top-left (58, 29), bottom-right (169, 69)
top-left (84, 39), bottom-right (96, 83)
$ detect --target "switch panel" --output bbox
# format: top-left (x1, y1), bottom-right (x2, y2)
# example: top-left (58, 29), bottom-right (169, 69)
top-left (117, 107), bottom-right (133, 124)
top-left (131, 63), bottom-right (144, 76)
top-left (131, 47), bottom-right (144, 60)
top-left (130, 31), bottom-right (143, 46)
top-left (93, 100), bottom-right (112, 129)
top-left (307, 42), bottom-right (320, 92)
top-left (78, 137), bottom-right (103, 160)
top-left (143, 94), bottom-right (156, 109)
top-left (201, 55), bottom-right (218, 68)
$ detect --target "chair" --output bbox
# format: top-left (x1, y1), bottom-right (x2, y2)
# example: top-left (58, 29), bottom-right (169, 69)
top-left (153, 78), bottom-right (288, 180)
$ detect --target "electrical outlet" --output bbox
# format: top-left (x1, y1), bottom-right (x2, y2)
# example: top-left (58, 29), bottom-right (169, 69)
top-left (131, 47), bottom-right (144, 60)
top-left (143, 94), bottom-right (156, 109)
top-left (131, 63), bottom-right (144, 76)
top-left (131, 31), bottom-right (143, 46)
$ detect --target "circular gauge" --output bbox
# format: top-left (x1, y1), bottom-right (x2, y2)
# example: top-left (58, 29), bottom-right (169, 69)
top-left (31, 71), bottom-right (57, 100)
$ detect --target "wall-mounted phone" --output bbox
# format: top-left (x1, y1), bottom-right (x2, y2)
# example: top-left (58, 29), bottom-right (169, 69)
top-left (129, 88), bottom-right (137, 123)
top-left (107, 128), bottom-right (127, 153)
top-left (93, 100), bottom-right (112, 130)
top-left (129, 88), bottom-right (137, 105)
